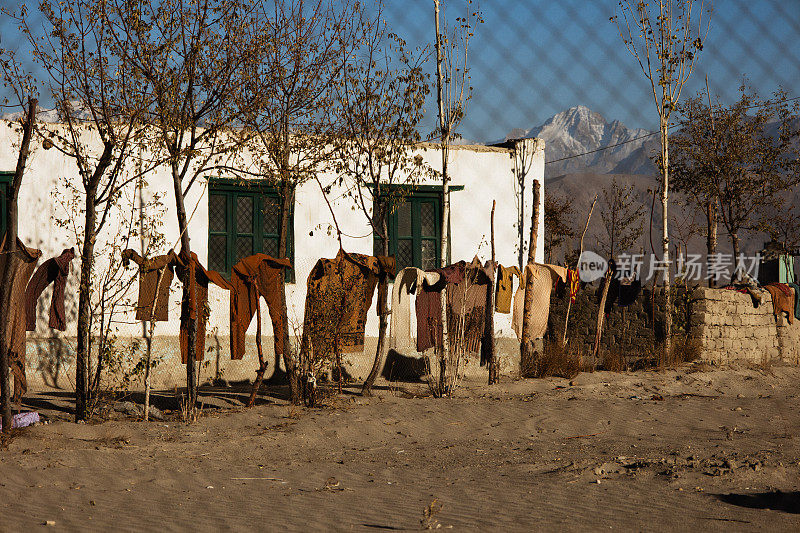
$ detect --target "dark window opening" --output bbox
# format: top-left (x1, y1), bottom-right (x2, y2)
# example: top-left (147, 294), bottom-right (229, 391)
top-left (208, 179), bottom-right (294, 282)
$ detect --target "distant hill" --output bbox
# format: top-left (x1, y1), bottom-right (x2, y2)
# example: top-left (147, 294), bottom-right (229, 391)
top-left (504, 105), bottom-right (659, 178)
top-left (506, 106), bottom-right (797, 260)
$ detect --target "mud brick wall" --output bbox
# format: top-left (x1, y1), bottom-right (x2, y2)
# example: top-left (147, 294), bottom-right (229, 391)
top-left (689, 287), bottom-right (800, 365)
top-left (547, 283), bottom-right (666, 356)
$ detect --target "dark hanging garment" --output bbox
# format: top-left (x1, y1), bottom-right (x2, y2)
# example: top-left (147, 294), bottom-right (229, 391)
top-left (174, 251), bottom-right (231, 364)
top-left (25, 248), bottom-right (76, 331)
top-left (617, 277), bottom-right (642, 307)
top-left (229, 254), bottom-right (292, 360)
top-left (788, 282), bottom-right (800, 320)
top-left (0, 238), bottom-right (42, 401)
top-left (481, 260), bottom-right (498, 366)
top-left (300, 250), bottom-right (395, 365)
top-left (121, 249), bottom-right (177, 322)
top-left (415, 261), bottom-right (465, 352)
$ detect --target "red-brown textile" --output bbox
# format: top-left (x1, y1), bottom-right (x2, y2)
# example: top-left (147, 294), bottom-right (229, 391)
top-left (24, 248), bottom-right (75, 331)
top-left (415, 261), bottom-right (465, 352)
top-left (301, 250), bottom-right (395, 365)
top-left (174, 251), bottom-right (231, 364)
top-left (229, 254), bottom-right (292, 360)
top-left (123, 249), bottom-right (229, 364)
top-left (0, 238), bottom-right (42, 401)
top-left (765, 283), bottom-right (795, 325)
top-left (121, 249), bottom-right (177, 322)
top-left (447, 257), bottom-right (495, 355)
top-left (415, 259), bottom-right (494, 355)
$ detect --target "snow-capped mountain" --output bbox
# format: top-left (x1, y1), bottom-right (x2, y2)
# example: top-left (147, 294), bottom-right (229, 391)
top-left (508, 105), bottom-right (658, 178)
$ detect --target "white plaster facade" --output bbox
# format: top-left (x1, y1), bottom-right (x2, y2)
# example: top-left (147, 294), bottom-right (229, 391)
top-left (0, 121), bottom-right (544, 384)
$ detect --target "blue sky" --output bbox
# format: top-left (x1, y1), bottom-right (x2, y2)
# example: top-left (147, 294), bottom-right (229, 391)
top-left (381, 0), bottom-right (800, 141)
top-left (3, 1), bottom-right (798, 142)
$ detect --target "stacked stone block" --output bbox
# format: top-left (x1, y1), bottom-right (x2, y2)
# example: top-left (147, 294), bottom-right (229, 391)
top-left (690, 287), bottom-right (800, 364)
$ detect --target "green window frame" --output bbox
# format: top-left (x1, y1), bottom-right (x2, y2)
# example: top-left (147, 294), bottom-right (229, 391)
top-left (374, 186), bottom-right (458, 272)
top-left (208, 179), bottom-right (294, 282)
top-left (0, 171), bottom-right (13, 240)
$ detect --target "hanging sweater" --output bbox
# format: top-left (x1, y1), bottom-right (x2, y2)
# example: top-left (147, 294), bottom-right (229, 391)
top-left (512, 263), bottom-right (568, 340)
top-left (228, 254), bottom-right (292, 360)
top-left (24, 247), bottom-right (75, 331)
top-left (0, 238), bottom-right (42, 400)
top-left (389, 267), bottom-right (425, 352)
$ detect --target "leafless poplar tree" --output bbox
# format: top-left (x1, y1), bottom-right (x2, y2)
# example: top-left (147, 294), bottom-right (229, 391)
top-left (237, 0), bottom-right (366, 404)
top-left (614, 0), bottom-right (710, 352)
top-left (432, 0), bottom-right (480, 396)
top-left (334, 6), bottom-right (431, 395)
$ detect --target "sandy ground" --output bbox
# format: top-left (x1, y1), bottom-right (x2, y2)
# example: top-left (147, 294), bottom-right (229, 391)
top-left (2, 364), bottom-right (800, 531)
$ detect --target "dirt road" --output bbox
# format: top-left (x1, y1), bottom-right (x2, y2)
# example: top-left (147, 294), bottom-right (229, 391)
top-left (2, 365), bottom-right (800, 531)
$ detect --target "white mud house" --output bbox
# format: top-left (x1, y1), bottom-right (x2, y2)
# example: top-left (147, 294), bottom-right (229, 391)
top-left (0, 121), bottom-right (544, 388)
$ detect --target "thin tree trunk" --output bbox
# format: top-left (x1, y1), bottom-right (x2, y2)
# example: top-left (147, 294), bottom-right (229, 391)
top-left (247, 299), bottom-right (265, 407)
top-left (520, 180), bottom-right (541, 376)
top-left (731, 232), bottom-right (741, 275)
top-left (563, 195), bottom-right (597, 346)
top-left (434, 0), bottom-right (451, 396)
top-left (75, 184), bottom-right (98, 421)
top-left (362, 206), bottom-right (389, 396)
top-left (706, 200), bottom-right (717, 287)
top-left (171, 169), bottom-right (196, 420)
top-left (487, 201), bottom-right (498, 384)
top-left (144, 320), bottom-right (155, 421)
top-left (594, 270), bottom-right (612, 358)
top-left (1, 98), bottom-right (36, 434)
top-left (278, 181), bottom-right (301, 404)
top-left (75, 143), bottom-right (116, 421)
top-left (660, 119), bottom-right (672, 355)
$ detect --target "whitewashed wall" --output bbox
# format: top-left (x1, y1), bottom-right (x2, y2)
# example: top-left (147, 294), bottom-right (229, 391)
top-left (0, 121), bottom-right (544, 348)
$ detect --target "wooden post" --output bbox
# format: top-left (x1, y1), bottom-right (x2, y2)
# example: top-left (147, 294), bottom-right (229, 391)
top-left (520, 180), bottom-right (541, 376)
top-left (593, 269), bottom-right (612, 358)
top-left (487, 201), bottom-right (499, 384)
top-left (562, 195), bottom-right (597, 346)
top-left (1, 98), bottom-right (36, 434)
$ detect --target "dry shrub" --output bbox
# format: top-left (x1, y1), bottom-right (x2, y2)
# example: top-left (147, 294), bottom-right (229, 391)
top-left (656, 336), bottom-right (701, 370)
top-left (525, 341), bottom-right (587, 379)
top-left (627, 337), bottom-right (702, 371)
top-left (600, 348), bottom-right (628, 372)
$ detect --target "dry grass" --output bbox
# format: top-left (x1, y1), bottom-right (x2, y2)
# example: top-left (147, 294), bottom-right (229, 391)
top-left (524, 342), bottom-right (588, 379)
top-left (420, 498), bottom-right (444, 530)
top-left (599, 337), bottom-right (701, 372)
top-left (656, 337), bottom-right (701, 370)
top-left (600, 349), bottom-right (628, 372)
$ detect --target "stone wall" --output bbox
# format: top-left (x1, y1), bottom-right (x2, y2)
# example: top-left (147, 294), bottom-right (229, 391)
top-left (547, 282), bottom-right (667, 358)
top-left (689, 287), bottom-right (800, 365)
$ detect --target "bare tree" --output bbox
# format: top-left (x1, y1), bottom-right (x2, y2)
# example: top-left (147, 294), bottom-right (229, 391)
top-left (2, 0), bottom-right (157, 421)
top-left (671, 86), bottom-right (800, 266)
top-left (596, 177), bottom-right (645, 260)
top-left (614, 0), bottom-right (710, 351)
top-left (237, 0), bottom-right (366, 404)
top-left (544, 190), bottom-right (576, 264)
top-left (432, 0), bottom-right (480, 396)
top-left (106, 0), bottom-right (252, 419)
top-left (334, 9), bottom-right (431, 396)
top-left (762, 193), bottom-right (800, 253)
